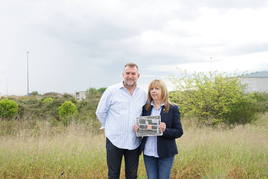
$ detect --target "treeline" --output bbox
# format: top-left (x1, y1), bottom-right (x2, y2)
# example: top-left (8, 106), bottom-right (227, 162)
top-left (1, 72), bottom-right (268, 127)
top-left (0, 88), bottom-right (106, 127)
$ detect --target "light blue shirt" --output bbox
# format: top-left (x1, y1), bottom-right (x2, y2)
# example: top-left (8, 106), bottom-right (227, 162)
top-left (96, 82), bottom-right (147, 150)
top-left (144, 104), bottom-right (163, 158)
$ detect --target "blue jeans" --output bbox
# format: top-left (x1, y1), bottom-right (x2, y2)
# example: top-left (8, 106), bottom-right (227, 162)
top-left (143, 155), bottom-right (174, 179)
top-left (106, 138), bottom-right (139, 179)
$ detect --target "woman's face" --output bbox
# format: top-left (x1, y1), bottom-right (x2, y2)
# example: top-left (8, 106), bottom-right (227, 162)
top-left (150, 86), bottom-right (162, 102)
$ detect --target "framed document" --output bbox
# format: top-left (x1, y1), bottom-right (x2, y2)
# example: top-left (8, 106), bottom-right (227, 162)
top-left (136, 115), bottom-right (163, 137)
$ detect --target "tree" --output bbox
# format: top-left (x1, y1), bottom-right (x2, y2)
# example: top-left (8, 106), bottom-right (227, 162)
top-left (0, 99), bottom-right (19, 120)
top-left (170, 71), bottom-right (257, 125)
top-left (98, 87), bottom-right (107, 94)
top-left (30, 91), bottom-right (39, 96)
top-left (57, 101), bottom-right (77, 125)
top-left (86, 88), bottom-right (99, 99)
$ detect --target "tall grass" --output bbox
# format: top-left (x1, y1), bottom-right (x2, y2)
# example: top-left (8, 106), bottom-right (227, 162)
top-left (0, 114), bottom-right (268, 178)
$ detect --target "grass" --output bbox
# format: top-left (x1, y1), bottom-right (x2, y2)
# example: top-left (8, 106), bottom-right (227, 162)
top-left (0, 114), bottom-right (268, 178)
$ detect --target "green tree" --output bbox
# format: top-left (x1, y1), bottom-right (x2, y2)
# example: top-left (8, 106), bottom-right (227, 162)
top-left (0, 99), bottom-right (19, 120)
top-left (170, 71), bottom-right (257, 125)
top-left (98, 87), bottom-right (107, 94)
top-left (57, 101), bottom-right (77, 125)
top-left (86, 88), bottom-right (99, 99)
top-left (30, 91), bottom-right (39, 96)
top-left (250, 92), bottom-right (268, 113)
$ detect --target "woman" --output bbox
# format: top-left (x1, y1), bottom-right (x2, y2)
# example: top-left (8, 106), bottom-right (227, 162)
top-left (137, 79), bottom-right (183, 179)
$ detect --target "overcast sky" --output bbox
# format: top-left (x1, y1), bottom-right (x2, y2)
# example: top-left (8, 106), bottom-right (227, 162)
top-left (1, 0), bottom-right (268, 95)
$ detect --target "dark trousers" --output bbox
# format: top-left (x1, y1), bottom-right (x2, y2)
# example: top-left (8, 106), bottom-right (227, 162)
top-left (106, 138), bottom-right (140, 179)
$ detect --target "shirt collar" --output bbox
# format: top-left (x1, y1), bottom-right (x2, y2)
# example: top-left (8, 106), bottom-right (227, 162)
top-left (118, 81), bottom-right (125, 89)
top-left (118, 81), bottom-right (140, 90)
top-left (151, 101), bottom-right (165, 107)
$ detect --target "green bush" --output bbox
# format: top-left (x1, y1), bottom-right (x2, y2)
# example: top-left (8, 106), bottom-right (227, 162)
top-left (170, 72), bottom-right (258, 125)
top-left (57, 101), bottom-right (77, 125)
top-left (2, 90), bottom-right (102, 123)
top-left (250, 92), bottom-right (268, 113)
top-left (41, 97), bottom-right (54, 104)
top-left (15, 97), bottom-right (41, 120)
top-left (0, 99), bottom-right (19, 120)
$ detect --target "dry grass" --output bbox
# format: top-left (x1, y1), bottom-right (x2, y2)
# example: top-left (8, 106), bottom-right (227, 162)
top-left (173, 113), bottom-right (268, 179)
top-left (0, 114), bottom-right (268, 178)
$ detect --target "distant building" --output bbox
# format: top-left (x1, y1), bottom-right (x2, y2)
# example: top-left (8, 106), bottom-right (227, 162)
top-left (75, 91), bottom-right (87, 100)
top-left (240, 71), bottom-right (268, 93)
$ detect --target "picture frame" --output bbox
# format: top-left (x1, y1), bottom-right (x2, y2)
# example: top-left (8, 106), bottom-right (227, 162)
top-left (136, 115), bottom-right (163, 137)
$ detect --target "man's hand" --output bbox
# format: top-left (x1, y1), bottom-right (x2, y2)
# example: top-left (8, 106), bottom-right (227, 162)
top-left (133, 124), bottom-right (139, 132)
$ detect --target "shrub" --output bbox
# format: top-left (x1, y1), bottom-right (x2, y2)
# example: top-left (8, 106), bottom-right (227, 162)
top-left (250, 92), bottom-right (268, 113)
top-left (29, 91), bottom-right (39, 96)
top-left (170, 71), bottom-right (258, 125)
top-left (0, 99), bottom-right (19, 120)
top-left (57, 101), bottom-right (77, 125)
top-left (41, 97), bottom-right (54, 104)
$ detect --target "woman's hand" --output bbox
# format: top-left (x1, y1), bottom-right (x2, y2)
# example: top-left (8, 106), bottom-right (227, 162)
top-left (159, 122), bottom-right (166, 132)
top-left (133, 124), bottom-right (139, 132)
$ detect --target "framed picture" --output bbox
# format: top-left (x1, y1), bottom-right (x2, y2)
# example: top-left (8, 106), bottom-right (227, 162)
top-left (136, 115), bottom-right (163, 137)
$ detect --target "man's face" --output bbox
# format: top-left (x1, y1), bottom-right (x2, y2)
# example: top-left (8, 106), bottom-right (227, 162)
top-left (122, 66), bottom-right (140, 88)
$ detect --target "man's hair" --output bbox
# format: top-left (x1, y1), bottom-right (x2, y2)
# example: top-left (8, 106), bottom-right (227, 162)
top-left (124, 62), bottom-right (139, 71)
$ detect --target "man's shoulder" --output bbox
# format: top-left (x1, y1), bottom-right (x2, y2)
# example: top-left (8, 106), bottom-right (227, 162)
top-left (136, 86), bottom-right (147, 94)
top-left (106, 83), bottom-right (122, 91)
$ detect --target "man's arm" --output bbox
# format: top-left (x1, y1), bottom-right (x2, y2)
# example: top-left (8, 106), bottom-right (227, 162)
top-left (96, 88), bottom-right (111, 128)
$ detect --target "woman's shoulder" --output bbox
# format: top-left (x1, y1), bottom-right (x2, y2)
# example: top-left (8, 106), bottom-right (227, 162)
top-left (142, 104), bottom-right (148, 111)
top-left (169, 103), bottom-right (179, 111)
top-left (142, 104), bottom-right (151, 115)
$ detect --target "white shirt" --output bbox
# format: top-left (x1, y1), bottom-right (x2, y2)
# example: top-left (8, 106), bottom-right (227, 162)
top-left (96, 82), bottom-right (147, 150)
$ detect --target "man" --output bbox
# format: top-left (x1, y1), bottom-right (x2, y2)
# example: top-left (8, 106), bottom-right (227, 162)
top-left (96, 63), bottom-right (147, 179)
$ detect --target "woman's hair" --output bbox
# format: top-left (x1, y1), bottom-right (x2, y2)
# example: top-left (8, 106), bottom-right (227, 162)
top-left (145, 79), bottom-right (170, 112)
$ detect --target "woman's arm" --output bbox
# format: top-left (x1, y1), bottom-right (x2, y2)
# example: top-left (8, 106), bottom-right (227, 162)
top-left (162, 105), bottom-right (183, 139)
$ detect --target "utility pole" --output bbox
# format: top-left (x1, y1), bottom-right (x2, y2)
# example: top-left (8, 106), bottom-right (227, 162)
top-left (6, 77), bottom-right (8, 96)
top-left (26, 51), bottom-right (30, 96)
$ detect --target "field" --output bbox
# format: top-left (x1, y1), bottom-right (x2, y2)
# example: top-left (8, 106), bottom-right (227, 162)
top-left (0, 114), bottom-right (268, 179)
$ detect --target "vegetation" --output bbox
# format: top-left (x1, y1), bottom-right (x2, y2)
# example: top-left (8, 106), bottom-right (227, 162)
top-left (0, 73), bottom-right (268, 179)
top-left (29, 91), bottom-right (39, 96)
top-left (57, 101), bottom-right (77, 125)
top-left (41, 97), bottom-right (54, 104)
top-left (250, 92), bottom-right (268, 113)
top-left (0, 113), bottom-right (267, 178)
top-left (0, 87), bottom-right (105, 126)
top-left (170, 72), bottom-right (261, 125)
top-left (0, 99), bottom-right (18, 120)
top-left (0, 78), bottom-right (268, 178)
top-left (58, 101), bottom-right (77, 118)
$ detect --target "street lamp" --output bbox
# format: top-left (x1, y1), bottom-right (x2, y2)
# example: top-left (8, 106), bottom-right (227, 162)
top-left (26, 51), bottom-right (30, 96)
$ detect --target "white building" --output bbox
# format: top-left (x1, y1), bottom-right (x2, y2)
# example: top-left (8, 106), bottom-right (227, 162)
top-left (240, 71), bottom-right (268, 93)
top-left (75, 91), bottom-right (87, 100)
